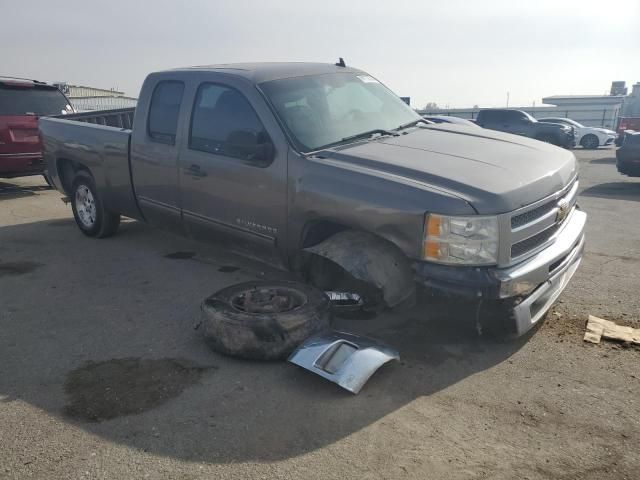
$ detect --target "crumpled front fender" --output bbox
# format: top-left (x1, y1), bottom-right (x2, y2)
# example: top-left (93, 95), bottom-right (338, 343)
top-left (304, 230), bottom-right (415, 308)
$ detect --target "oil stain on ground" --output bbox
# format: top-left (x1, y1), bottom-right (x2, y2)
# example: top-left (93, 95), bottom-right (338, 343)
top-left (0, 261), bottom-right (43, 277)
top-left (164, 251), bottom-right (196, 260)
top-left (63, 358), bottom-right (211, 422)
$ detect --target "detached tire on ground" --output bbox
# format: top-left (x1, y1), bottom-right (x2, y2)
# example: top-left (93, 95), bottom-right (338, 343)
top-left (71, 172), bottom-right (120, 238)
top-left (201, 281), bottom-right (332, 360)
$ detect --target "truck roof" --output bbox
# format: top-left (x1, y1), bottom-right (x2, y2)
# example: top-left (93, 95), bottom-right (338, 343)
top-left (165, 62), bottom-right (364, 83)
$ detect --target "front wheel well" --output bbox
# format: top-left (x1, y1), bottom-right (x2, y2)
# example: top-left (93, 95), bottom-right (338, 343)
top-left (299, 220), bottom-right (349, 249)
top-left (299, 229), bottom-right (416, 309)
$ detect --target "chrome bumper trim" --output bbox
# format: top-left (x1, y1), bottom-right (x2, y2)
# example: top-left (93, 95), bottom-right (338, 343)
top-left (0, 152), bottom-right (41, 158)
top-left (288, 331), bottom-right (399, 394)
top-left (512, 242), bottom-right (583, 336)
top-left (494, 209), bottom-right (586, 298)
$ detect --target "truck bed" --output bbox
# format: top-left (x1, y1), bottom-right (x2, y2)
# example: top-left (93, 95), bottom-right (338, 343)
top-left (60, 108), bottom-right (135, 129)
top-left (39, 112), bottom-right (140, 220)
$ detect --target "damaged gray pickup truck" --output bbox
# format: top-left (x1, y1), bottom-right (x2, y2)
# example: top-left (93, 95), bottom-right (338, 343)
top-left (39, 62), bottom-right (586, 337)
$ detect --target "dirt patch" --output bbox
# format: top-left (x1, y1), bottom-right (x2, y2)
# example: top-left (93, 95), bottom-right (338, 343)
top-left (218, 265), bottom-right (240, 273)
top-left (63, 358), bottom-right (211, 422)
top-left (0, 261), bottom-right (43, 277)
top-left (164, 251), bottom-right (196, 260)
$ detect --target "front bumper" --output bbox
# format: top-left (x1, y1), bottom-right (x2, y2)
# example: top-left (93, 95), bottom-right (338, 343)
top-left (414, 209), bottom-right (586, 332)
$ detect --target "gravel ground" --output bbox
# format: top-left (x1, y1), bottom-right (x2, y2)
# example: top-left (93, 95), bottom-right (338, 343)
top-left (0, 147), bottom-right (638, 480)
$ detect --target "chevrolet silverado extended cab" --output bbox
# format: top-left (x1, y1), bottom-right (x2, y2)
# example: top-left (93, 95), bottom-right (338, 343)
top-left (39, 63), bottom-right (586, 336)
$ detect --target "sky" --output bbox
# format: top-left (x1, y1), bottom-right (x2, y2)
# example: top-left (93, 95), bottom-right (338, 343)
top-left (1, 0), bottom-right (639, 109)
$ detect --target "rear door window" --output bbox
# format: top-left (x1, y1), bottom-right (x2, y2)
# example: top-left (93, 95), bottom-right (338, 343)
top-left (147, 81), bottom-right (185, 145)
top-left (0, 86), bottom-right (71, 116)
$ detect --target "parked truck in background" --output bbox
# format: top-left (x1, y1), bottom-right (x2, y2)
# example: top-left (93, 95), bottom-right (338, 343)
top-left (39, 63), bottom-right (586, 337)
top-left (0, 77), bottom-right (74, 180)
top-left (538, 117), bottom-right (616, 149)
top-left (476, 109), bottom-right (575, 148)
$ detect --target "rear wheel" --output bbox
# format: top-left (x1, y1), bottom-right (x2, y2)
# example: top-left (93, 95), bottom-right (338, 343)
top-left (580, 134), bottom-right (599, 149)
top-left (71, 173), bottom-right (120, 238)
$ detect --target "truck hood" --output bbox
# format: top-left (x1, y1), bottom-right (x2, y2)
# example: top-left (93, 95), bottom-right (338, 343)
top-left (315, 125), bottom-right (577, 214)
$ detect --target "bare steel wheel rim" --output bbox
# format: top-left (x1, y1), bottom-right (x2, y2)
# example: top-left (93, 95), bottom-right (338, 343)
top-left (230, 287), bottom-right (307, 314)
top-left (75, 185), bottom-right (97, 228)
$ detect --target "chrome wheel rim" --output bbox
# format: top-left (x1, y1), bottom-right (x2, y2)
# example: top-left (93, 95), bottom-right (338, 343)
top-left (75, 185), bottom-right (97, 228)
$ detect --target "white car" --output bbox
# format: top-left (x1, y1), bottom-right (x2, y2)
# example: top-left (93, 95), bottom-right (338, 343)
top-left (538, 117), bottom-right (617, 149)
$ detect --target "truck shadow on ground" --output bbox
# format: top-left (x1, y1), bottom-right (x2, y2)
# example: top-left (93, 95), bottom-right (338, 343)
top-left (0, 180), bottom-right (50, 200)
top-left (580, 182), bottom-right (640, 202)
top-left (0, 218), bottom-right (530, 463)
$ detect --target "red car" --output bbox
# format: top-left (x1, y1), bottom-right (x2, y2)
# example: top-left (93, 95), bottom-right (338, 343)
top-left (0, 77), bottom-right (73, 180)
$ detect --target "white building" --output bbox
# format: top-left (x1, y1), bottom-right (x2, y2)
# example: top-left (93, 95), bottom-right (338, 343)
top-left (419, 81), bottom-right (639, 129)
top-left (54, 83), bottom-right (137, 112)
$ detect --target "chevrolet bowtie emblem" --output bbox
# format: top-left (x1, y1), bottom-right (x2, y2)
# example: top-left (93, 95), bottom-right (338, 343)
top-left (556, 198), bottom-right (570, 223)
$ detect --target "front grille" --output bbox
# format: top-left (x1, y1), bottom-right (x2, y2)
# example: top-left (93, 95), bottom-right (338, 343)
top-left (511, 224), bottom-right (560, 258)
top-left (511, 200), bottom-right (556, 229)
top-left (506, 179), bottom-right (578, 263)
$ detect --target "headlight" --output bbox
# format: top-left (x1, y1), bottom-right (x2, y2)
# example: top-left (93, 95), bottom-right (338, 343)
top-left (423, 214), bottom-right (499, 265)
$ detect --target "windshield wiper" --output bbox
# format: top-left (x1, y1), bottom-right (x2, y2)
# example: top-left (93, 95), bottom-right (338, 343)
top-left (339, 128), bottom-right (400, 143)
top-left (395, 119), bottom-right (429, 131)
top-left (313, 129), bottom-right (400, 151)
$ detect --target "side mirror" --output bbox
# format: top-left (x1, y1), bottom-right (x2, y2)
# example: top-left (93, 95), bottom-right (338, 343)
top-left (253, 141), bottom-right (275, 163)
top-left (226, 130), bottom-right (275, 164)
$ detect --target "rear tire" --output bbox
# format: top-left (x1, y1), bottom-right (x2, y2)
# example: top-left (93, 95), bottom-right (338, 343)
top-left (580, 134), bottom-right (599, 149)
top-left (70, 173), bottom-right (120, 238)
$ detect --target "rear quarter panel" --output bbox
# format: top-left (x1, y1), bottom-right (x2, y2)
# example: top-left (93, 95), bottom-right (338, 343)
top-left (39, 117), bottom-right (140, 218)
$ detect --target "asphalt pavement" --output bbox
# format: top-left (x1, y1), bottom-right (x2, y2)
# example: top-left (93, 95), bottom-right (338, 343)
top-left (0, 146), bottom-right (638, 480)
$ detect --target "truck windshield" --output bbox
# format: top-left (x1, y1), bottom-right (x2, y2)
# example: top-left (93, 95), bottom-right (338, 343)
top-left (259, 73), bottom-right (421, 152)
top-left (0, 85), bottom-right (72, 116)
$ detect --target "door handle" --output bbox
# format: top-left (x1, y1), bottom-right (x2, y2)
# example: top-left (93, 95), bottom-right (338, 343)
top-left (185, 164), bottom-right (207, 178)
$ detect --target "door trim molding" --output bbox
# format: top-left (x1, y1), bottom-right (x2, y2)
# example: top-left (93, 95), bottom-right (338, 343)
top-left (183, 208), bottom-right (275, 243)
